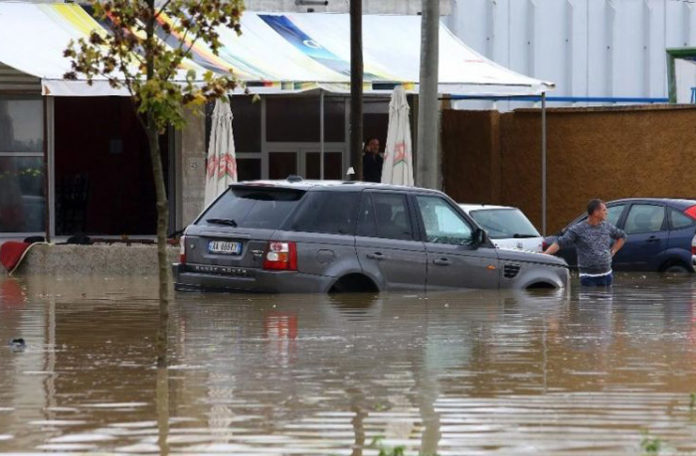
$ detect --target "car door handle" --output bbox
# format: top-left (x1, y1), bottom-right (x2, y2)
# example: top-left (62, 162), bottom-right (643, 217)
top-left (645, 236), bottom-right (660, 243)
top-left (433, 257), bottom-right (451, 266)
top-left (366, 252), bottom-right (385, 260)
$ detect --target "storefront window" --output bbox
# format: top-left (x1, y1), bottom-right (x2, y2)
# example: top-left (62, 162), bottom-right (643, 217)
top-left (0, 156), bottom-right (45, 232)
top-left (0, 96), bottom-right (44, 233)
top-left (0, 98), bottom-right (43, 152)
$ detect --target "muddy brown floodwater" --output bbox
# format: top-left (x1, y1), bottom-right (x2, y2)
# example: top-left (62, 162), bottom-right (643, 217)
top-left (1, 273), bottom-right (696, 455)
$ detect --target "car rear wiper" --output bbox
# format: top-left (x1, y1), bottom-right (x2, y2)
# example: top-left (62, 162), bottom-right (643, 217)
top-left (206, 218), bottom-right (238, 227)
top-left (512, 233), bottom-right (538, 238)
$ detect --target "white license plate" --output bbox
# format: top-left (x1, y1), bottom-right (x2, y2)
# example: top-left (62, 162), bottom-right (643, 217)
top-left (208, 240), bottom-right (242, 255)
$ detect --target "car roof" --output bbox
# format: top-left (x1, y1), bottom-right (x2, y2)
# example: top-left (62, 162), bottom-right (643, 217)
top-left (233, 179), bottom-right (443, 194)
top-left (606, 197), bottom-right (696, 209)
top-left (458, 203), bottom-right (517, 211)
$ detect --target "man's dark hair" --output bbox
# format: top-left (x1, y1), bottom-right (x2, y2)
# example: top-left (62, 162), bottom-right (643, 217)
top-left (587, 199), bottom-right (604, 215)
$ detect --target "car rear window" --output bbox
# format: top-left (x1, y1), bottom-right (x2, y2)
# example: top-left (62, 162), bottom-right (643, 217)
top-left (198, 186), bottom-right (305, 229)
top-left (469, 208), bottom-right (540, 239)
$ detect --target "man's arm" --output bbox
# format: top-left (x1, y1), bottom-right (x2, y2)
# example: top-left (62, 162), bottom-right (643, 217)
top-left (611, 237), bottom-right (625, 256)
top-left (545, 226), bottom-right (577, 255)
top-left (544, 242), bottom-right (560, 255)
top-left (609, 224), bottom-right (627, 257)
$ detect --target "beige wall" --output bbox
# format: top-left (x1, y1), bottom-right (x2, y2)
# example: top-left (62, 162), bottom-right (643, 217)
top-left (176, 108), bottom-right (206, 230)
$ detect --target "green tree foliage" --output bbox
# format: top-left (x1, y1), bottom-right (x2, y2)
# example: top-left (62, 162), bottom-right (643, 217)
top-left (63, 0), bottom-right (245, 367)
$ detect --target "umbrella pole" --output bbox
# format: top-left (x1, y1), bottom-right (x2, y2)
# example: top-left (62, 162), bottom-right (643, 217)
top-left (320, 90), bottom-right (325, 180)
top-left (541, 91), bottom-right (547, 236)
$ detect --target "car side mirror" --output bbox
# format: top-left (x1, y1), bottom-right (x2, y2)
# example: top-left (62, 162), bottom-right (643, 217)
top-left (472, 228), bottom-right (486, 248)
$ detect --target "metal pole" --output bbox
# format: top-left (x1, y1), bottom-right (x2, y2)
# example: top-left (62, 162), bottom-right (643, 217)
top-left (541, 92), bottom-right (547, 236)
top-left (350, 0), bottom-right (363, 181)
top-left (320, 90), bottom-right (325, 180)
top-left (416, 0), bottom-right (440, 189)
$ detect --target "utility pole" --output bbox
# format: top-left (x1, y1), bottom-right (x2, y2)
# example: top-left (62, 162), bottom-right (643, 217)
top-left (350, 0), bottom-right (363, 180)
top-left (416, 0), bottom-right (440, 189)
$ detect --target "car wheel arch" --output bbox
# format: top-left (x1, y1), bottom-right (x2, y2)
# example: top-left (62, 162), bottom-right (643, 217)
top-left (329, 273), bottom-right (380, 293)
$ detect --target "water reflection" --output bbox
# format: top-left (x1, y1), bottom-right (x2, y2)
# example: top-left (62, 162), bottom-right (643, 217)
top-left (1, 275), bottom-right (696, 454)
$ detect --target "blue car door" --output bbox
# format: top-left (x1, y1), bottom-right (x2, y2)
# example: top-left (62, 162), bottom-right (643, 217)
top-left (617, 203), bottom-right (668, 271)
top-left (666, 207), bottom-right (696, 266)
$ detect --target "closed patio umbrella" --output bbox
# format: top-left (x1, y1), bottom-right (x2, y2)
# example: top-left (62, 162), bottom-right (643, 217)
top-left (204, 99), bottom-right (237, 207)
top-left (381, 85), bottom-right (414, 186)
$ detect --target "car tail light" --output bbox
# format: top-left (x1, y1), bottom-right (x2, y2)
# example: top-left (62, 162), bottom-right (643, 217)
top-left (685, 205), bottom-right (696, 220)
top-left (179, 235), bottom-right (186, 264)
top-left (263, 241), bottom-right (297, 271)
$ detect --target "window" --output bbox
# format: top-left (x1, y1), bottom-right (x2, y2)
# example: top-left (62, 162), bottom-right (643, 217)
top-left (468, 208), bottom-right (539, 239)
top-left (266, 96), bottom-right (345, 142)
top-left (607, 205), bottom-right (625, 226)
top-left (200, 187), bottom-right (305, 229)
top-left (417, 196), bottom-right (473, 245)
top-left (357, 192), bottom-right (413, 240)
top-left (0, 96), bottom-right (45, 233)
top-left (290, 191), bottom-right (360, 235)
top-left (669, 208), bottom-right (696, 230)
top-left (624, 204), bottom-right (665, 234)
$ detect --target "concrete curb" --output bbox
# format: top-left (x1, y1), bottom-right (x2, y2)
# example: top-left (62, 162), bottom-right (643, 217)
top-left (6, 244), bottom-right (179, 276)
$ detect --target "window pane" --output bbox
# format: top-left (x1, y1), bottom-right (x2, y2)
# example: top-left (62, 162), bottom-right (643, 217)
top-left (237, 158), bottom-right (261, 181)
top-left (305, 152), bottom-right (343, 180)
top-left (417, 196), bottom-right (473, 245)
top-left (356, 193), bottom-right (377, 237)
top-left (324, 97), bottom-right (345, 142)
top-left (290, 191), bottom-right (360, 235)
top-left (269, 152), bottom-right (297, 179)
top-left (624, 204), bottom-right (665, 234)
top-left (469, 208), bottom-right (539, 239)
top-left (372, 193), bottom-right (413, 240)
top-left (267, 96), bottom-right (320, 142)
top-left (607, 205), bottom-right (624, 226)
top-left (200, 187), bottom-right (305, 229)
top-left (670, 208), bottom-right (695, 230)
top-left (230, 96), bottom-right (261, 152)
top-left (0, 97), bottom-right (43, 152)
top-left (0, 156), bottom-right (45, 232)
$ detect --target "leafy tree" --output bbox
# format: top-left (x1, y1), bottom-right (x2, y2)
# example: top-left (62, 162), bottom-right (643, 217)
top-left (64, 0), bottom-right (244, 367)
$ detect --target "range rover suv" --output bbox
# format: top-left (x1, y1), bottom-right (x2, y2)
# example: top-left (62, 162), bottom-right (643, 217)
top-left (173, 179), bottom-right (569, 293)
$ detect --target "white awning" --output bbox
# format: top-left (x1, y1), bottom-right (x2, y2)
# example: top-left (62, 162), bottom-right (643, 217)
top-left (0, 3), bottom-right (554, 97)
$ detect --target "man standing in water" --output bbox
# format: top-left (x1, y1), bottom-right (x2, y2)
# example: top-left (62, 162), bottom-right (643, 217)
top-left (544, 199), bottom-right (626, 286)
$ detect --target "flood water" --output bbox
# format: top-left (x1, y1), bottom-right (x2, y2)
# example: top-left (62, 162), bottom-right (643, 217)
top-left (2, 274), bottom-right (696, 455)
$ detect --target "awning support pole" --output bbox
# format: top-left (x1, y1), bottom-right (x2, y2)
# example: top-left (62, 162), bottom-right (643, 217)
top-left (541, 91), bottom-right (547, 236)
top-left (320, 90), bottom-right (325, 180)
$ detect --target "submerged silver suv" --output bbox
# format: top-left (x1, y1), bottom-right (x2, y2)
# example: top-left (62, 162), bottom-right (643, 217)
top-left (173, 179), bottom-right (569, 293)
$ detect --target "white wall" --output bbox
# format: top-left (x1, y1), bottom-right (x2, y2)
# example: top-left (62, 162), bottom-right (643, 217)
top-left (446, 0), bottom-right (696, 107)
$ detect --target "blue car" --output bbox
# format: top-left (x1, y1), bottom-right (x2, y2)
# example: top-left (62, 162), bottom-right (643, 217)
top-left (544, 198), bottom-right (696, 273)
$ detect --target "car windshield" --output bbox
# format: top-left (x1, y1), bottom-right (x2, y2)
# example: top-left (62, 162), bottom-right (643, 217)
top-left (198, 186), bottom-right (305, 230)
top-left (468, 208), bottom-right (540, 239)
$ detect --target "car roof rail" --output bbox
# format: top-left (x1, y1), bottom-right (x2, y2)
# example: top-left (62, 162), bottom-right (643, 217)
top-left (286, 175), bottom-right (303, 183)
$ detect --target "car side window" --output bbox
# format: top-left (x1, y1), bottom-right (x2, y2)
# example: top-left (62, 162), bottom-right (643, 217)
top-left (624, 204), bottom-right (665, 234)
top-left (416, 195), bottom-right (473, 245)
top-left (290, 191), bottom-right (361, 235)
top-left (607, 205), bottom-right (625, 226)
top-left (669, 208), bottom-right (696, 230)
top-left (358, 192), bottom-right (414, 240)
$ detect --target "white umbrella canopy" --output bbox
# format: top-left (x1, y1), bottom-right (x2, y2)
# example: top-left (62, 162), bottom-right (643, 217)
top-left (381, 85), bottom-right (414, 186)
top-left (204, 99), bottom-right (238, 207)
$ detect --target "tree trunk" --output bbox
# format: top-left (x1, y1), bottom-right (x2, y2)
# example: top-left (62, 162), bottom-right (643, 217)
top-left (146, 121), bottom-right (170, 368)
top-left (350, 0), bottom-right (363, 181)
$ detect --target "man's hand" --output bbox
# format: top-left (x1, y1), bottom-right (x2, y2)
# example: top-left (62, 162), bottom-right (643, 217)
top-left (544, 242), bottom-right (560, 255)
top-left (610, 237), bottom-right (626, 257)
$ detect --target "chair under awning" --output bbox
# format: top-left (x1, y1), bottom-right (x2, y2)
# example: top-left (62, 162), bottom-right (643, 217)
top-left (0, 3), bottom-right (553, 97)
